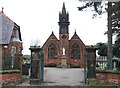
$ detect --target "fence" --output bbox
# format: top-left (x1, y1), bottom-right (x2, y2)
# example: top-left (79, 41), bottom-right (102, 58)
top-left (96, 56), bottom-right (107, 70)
top-left (96, 56), bottom-right (120, 70)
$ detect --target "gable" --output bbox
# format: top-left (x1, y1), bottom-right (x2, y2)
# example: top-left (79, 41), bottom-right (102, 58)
top-left (70, 32), bottom-right (85, 47)
top-left (11, 23), bottom-right (22, 42)
top-left (42, 32), bottom-right (58, 48)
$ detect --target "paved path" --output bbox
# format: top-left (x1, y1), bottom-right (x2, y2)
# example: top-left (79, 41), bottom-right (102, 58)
top-left (44, 67), bottom-right (84, 86)
top-left (16, 67), bottom-right (84, 86)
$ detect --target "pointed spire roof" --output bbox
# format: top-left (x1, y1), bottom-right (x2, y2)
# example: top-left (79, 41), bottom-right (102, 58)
top-left (62, 2), bottom-right (66, 14)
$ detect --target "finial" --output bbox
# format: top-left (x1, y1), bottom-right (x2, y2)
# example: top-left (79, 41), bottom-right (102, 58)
top-left (52, 31), bottom-right (54, 34)
top-left (62, 2), bottom-right (66, 14)
top-left (75, 29), bottom-right (76, 34)
top-left (2, 7), bottom-right (4, 13)
top-left (63, 2), bottom-right (65, 8)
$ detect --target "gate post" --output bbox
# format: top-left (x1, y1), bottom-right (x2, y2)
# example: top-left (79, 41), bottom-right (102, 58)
top-left (29, 46), bottom-right (41, 84)
top-left (84, 48), bottom-right (87, 84)
top-left (39, 48), bottom-right (44, 82)
top-left (86, 46), bottom-right (97, 84)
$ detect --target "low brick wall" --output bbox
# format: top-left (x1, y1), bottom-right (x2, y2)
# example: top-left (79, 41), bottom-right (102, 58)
top-left (0, 72), bottom-right (22, 85)
top-left (96, 70), bottom-right (120, 85)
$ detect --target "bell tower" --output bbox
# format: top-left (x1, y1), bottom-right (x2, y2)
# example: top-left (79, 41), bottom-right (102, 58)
top-left (58, 2), bottom-right (70, 34)
top-left (58, 3), bottom-right (70, 64)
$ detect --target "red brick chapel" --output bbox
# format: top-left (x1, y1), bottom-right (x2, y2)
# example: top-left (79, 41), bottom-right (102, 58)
top-left (42, 3), bottom-right (85, 68)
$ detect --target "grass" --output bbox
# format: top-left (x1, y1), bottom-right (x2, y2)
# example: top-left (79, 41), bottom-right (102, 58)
top-left (0, 69), bottom-right (20, 74)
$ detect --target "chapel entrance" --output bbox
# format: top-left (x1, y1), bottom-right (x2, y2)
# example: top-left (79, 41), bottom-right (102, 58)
top-left (29, 46), bottom-right (96, 85)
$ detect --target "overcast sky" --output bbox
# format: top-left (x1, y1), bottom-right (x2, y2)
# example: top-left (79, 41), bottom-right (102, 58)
top-left (1, 0), bottom-right (108, 55)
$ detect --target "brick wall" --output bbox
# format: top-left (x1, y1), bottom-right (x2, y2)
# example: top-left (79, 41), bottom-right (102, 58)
top-left (0, 72), bottom-right (22, 85)
top-left (96, 71), bottom-right (120, 85)
top-left (42, 36), bottom-right (85, 67)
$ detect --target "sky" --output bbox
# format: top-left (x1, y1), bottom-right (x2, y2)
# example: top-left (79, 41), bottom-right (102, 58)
top-left (1, 0), bottom-right (108, 55)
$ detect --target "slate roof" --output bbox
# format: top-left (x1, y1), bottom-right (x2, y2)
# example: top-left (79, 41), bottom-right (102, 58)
top-left (0, 11), bottom-right (21, 44)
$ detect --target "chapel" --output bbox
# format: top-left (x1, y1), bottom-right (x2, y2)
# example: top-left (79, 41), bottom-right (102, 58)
top-left (42, 3), bottom-right (85, 68)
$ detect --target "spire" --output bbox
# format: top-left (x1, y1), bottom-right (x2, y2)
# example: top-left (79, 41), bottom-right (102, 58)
top-left (59, 2), bottom-right (70, 34)
top-left (62, 2), bottom-right (66, 14)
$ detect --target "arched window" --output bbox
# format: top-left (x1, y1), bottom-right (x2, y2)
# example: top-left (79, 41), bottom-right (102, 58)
top-left (71, 43), bottom-right (80, 59)
top-left (11, 46), bottom-right (16, 68)
top-left (48, 43), bottom-right (57, 59)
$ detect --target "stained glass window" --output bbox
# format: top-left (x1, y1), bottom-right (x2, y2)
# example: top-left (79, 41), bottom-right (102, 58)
top-left (48, 43), bottom-right (57, 59)
top-left (71, 43), bottom-right (80, 59)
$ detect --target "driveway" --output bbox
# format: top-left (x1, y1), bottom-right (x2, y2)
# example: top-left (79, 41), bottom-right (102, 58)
top-left (44, 67), bottom-right (84, 86)
top-left (16, 67), bottom-right (84, 86)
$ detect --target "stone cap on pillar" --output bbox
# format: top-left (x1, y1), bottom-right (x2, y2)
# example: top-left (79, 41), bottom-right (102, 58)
top-left (85, 45), bottom-right (97, 52)
top-left (29, 46), bottom-right (42, 52)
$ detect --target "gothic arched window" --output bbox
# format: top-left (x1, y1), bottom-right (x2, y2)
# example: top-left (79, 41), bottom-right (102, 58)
top-left (71, 43), bottom-right (80, 59)
top-left (48, 43), bottom-right (57, 59)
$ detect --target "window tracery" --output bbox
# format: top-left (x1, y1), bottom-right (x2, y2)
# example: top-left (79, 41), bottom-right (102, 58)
top-left (48, 43), bottom-right (57, 59)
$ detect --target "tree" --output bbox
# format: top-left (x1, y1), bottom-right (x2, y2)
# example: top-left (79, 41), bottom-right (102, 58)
top-left (113, 39), bottom-right (120, 58)
top-left (107, 2), bottom-right (112, 70)
top-left (112, 2), bottom-right (120, 58)
top-left (112, 2), bottom-right (120, 36)
top-left (77, 1), bottom-right (120, 70)
top-left (96, 43), bottom-right (107, 56)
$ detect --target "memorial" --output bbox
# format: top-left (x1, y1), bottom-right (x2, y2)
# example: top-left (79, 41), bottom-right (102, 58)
top-left (61, 47), bottom-right (67, 68)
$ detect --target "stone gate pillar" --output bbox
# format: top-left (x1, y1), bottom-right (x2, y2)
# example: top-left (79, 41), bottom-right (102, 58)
top-left (29, 46), bottom-right (41, 84)
top-left (86, 47), bottom-right (96, 79)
